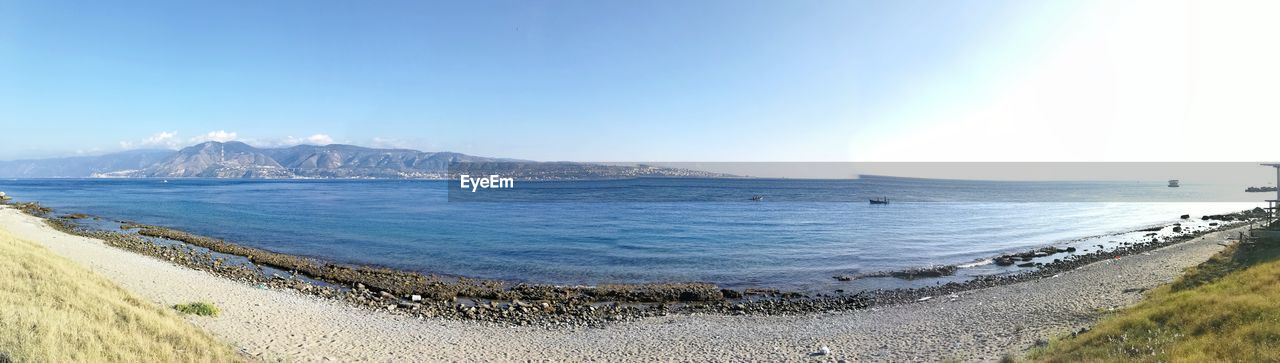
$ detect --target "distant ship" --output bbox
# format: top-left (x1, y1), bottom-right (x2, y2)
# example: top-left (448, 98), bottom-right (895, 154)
top-left (870, 197), bottom-right (889, 205)
top-left (1168, 180), bottom-right (1180, 188)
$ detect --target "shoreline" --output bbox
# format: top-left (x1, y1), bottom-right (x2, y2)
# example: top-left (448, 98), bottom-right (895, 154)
top-left (0, 203), bottom-right (1253, 361)
top-left (3, 200), bottom-right (1267, 326)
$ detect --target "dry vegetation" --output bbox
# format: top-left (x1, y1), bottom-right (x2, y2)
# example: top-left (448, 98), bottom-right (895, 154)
top-left (1031, 235), bottom-right (1280, 362)
top-left (174, 302), bottom-right (221, 317)
top-left (0, 228), bottom-right (243, 362)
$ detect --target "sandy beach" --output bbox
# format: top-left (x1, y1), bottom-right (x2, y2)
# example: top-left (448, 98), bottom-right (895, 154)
top-left (0, 205), bottom-right (1244, 362)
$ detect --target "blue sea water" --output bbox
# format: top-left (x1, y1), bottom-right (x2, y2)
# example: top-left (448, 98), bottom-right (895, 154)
top-left (0, 177), bottom-right (1263, 291)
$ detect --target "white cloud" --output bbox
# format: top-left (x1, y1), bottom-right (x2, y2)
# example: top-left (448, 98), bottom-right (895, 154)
top-left (119, 131), bottom-right (181, 150)
top-left (304, 134), bottom-right (334, 145)
top-left (120, 131), bottom-right (336, 150)
top-left (189, 130), bottom-right (239, 143)
top-left (244, 134), bottom-right (336, 148)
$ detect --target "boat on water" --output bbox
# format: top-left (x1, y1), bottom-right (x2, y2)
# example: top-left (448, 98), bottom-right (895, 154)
top-left (870, 197), bottom-right (889, 205)
top-left (750, 195), bottom-right (764, 201)
top-left (1168, 179), bottom-right (1180, 187)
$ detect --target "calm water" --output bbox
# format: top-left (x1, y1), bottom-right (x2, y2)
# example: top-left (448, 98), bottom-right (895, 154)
top-left (0, 177), bottom-right (1262, 291)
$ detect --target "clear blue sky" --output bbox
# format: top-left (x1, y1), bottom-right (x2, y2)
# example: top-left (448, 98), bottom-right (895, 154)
top-left (3, 1), bottom-right (1276, 161)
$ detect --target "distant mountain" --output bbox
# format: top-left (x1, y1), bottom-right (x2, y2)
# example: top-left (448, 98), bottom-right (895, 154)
top-left (0, 141), bottom-right (731, 180)
top-left (144, 141), bottom-right (290, 178)
top-left (142, 141), bottom-right (502, 179)
top-left (0, 149), bottom-right (173, 178)
top-left (262, 144), bottom-right (500, 178)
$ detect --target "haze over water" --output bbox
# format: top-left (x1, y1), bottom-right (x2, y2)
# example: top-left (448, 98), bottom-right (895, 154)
top-left (0, 177), bottom-right (1263, 291)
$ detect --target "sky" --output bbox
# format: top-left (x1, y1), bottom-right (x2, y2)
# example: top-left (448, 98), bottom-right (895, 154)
top-left (1, 0), bottom-right (1278, 162)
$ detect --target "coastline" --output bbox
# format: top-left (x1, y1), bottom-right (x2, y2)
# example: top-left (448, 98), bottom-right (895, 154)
top-left (0, 203), bottom-right (1259, 361)
top-left (11, 199), bottom-right (1264, 323)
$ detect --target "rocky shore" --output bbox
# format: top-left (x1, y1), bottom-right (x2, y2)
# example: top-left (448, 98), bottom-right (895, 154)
top-left (2, 203), bottom-right (1254, 361)
top-left (11, 201), bottom-right (877, 327)
top-left (5, 200), bottom-right (1268, 330)
top-left (866, 208), bottom-right (1266, 305)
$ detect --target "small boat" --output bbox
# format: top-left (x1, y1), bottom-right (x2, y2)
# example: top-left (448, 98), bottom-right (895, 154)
top-left (750, 195), bottom-right (764, 201)
top-left (870, 197), bottom-right (889, 205)
top-left (1168, 180), bottom-right (1180, 188)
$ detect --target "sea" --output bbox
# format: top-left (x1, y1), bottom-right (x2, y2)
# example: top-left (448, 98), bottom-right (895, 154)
top-left (0, 177), bottom-right (1265, 292)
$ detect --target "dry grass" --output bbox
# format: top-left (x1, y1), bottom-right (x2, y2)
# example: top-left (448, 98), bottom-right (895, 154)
top-left (1031, 236), bottom-right (1280, 362)
top-left (0, 228), bottom-right (243, 362)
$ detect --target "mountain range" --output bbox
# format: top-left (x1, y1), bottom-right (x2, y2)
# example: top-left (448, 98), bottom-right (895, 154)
top-left (0, 142), bottom-right (726, 179)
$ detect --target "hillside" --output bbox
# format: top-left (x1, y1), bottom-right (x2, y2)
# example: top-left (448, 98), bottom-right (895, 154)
top-left (0, 142), bottom-right (730, 180)
top-left (0, 227), bottom-right (243, 362)
top-left (1031, 234), bottom-right (1280, 362)
top-left (0, 149), bottom-right (173, 178)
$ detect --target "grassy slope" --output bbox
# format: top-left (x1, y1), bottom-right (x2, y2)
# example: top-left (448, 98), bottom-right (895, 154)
top-left (1031, 236), bottom-right (1280, 362)
top-left (0, 228), bottom-right (243, 362)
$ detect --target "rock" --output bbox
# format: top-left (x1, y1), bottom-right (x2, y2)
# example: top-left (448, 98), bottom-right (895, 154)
top-left (1073, 327), bottom-right (1091, 336)
top-left (994, 257), bottom-right (1015, 266)
top-left (744, 288), bottom-right (779, 296)
top-left (1180, 214), bottom-right (1190, 219)
top-left (882, 265), bottom-right (957, 280)
top-left (833, 275), bottom-right (853, 281)
top-left (818, 346), bottom-right (831, 356)
top-left (720, 289), bottom-right (743, 299)
top-left (1016, 262), bottom-right (1036, 268)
